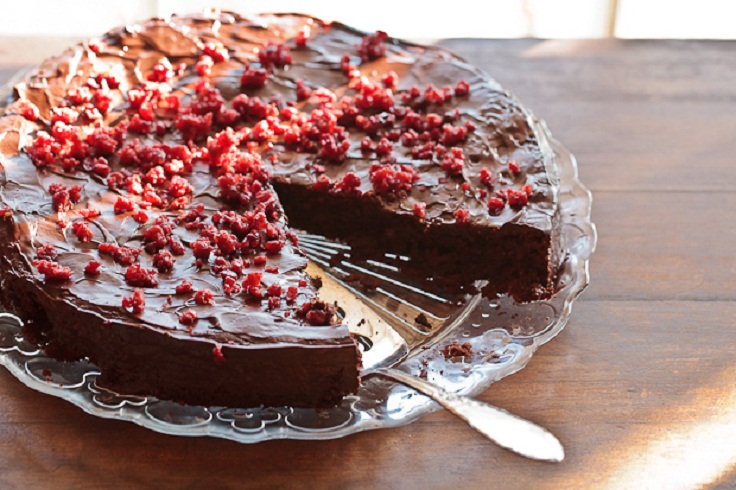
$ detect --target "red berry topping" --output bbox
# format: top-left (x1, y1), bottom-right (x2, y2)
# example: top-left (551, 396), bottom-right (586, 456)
top-left (297, 299), bottom-right (336, 326)
top-left (49, 183), bottom-right (82, 212)
top-left (17, 100), bottom-right (40, 121)
top-left (267, 284), bottom-right (283, 297)
top-left (179, 309), bottom-right (198, 326)
top-left (480, 168), bottom-right (494, 187)
top-left (357, 31), bottom-right (388, 61)
top-left (413, 202), bottom-right (426, 219)
top-left (202, 41), bottom-right (229, 63)
top-left (258, 42), bottom-right (292, 69)
top-left (132, 210), bottom-right (149, 224)
top-left (122, 289), bottom-right (146, 314)
top-left (147, 62), bottom-right (173, 83)
top-left (313, 174), bottom-right (332, 192)
top-left (98, 243), bottom-right (142, 265)
top-left (296, 26), bottom-right (311, 48)
top-left (508, 160), bottom-right (521, 174)
top-left (152, 250), bottom-right (175, 272)
top-left (242, 272), bottom-right (262, 293)
top-left (333, 172), bottom-right (362, 195)
top-left (286, 286), bottom-right (298, 303)
top-left (113, 196), bottom-right (135, 214)
top-left (32, 260), bottom-right (72, 282)
top-left (212, 344), bottom-right (226, 365)
top-left (176, 280), bottom-right (193, 295)
top-left (454, 80), bottom-right (470, 96)
top-left (37, 244), bottom-right (58, 261)
top-left (507, 188), bottom-right (529, 207)
top-left (194, 289), bottom-right (215, 305)
top-left (455, 208), bottom-right (470, 224)
top-left (191, 237), bottom-right (215, 260)
top-left (487, 197), bottom-right (505, 213)
top-left (124, 263), bottom-right (158, 288)
top-left (440, 124), bottom-right (468, 145)
top-left (71, 221), bottom-right (93, 243)
top-left (369, 163), bottom-right (419, 198)
top-left (296, 79), bottom-right (312, 102)
top-left (441, 147), bottom-right (465, 176)
top-left (382, 71), bottom-right (398, 89)
top-left (240, 66), bottom-right (269, 89)
top-left (85, 260), bottom-right (101, 275)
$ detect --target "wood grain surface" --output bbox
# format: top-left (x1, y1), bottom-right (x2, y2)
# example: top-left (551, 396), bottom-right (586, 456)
top-left (1, 36), bottom-right (735, 489)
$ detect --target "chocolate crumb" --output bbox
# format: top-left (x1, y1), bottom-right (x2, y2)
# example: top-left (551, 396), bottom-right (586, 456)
top-left (441, 341), bottom-right (473, 360)
top-left (414, 313), bottom-right (431, 331)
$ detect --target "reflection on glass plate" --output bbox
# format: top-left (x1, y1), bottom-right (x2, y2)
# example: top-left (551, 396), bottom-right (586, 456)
top-left (0, 119), bottom-right (596, 442)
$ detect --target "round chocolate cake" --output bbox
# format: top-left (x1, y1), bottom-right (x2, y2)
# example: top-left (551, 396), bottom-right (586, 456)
top-left (0, 11), bottom-right (560, 408)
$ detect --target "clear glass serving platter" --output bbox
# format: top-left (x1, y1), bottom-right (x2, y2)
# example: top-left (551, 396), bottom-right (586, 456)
top-left (0, 109), bottom-right (596, 441)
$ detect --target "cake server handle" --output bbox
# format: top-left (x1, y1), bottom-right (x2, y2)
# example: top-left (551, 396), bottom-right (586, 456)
top-left (374, 367), bottom-right (565, 463)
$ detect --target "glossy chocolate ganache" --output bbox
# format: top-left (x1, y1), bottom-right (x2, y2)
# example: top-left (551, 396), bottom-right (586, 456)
top-left (0, 11), bottom-right (561, 408)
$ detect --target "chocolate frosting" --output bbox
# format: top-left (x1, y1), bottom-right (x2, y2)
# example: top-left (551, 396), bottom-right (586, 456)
top-left (0, 12), bottom-right (558, 352)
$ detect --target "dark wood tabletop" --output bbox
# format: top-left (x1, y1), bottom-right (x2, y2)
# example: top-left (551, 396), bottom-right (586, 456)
top-left (1, 36), bottom-right (735, 489)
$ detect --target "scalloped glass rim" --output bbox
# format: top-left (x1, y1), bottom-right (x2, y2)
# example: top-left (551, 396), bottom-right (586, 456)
top-left (0, 66), bottom-right (596, 442)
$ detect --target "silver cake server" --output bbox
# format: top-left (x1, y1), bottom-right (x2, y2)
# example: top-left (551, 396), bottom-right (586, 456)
top-left (307, 261), bottom-right (565, 463)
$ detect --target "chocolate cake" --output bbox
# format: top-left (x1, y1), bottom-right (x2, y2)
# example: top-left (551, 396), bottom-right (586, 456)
top-left (0, 11), bottom-right (561, 408)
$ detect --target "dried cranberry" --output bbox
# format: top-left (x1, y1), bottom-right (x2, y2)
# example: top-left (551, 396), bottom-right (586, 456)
top-left (124, 263), bottom-right (158, 288)
top-left (480, 168), bottom-right (494, 187)
top-left (507, 189), bottom-right (529, 207)
top-left (313, 174), bottom-right (332, 192)
top-left (194, 289), bottom-right (215, 305)
top-left (382, 71), bottom-right (398, 89)
top-left (122, 289), bottom-right (146, 314)
top-left (487, 197), bottom-right (505, 213)
top-left (85, 260), bottom-right (101, 275)
top-left (267, 284), bottom-right (283, 297)
top-left (32, 260), bottom-right (72, 282)
top-left (179, 309), bottom-right (198, 326)
top-left (295, 26), bottom-right (311, 48)
top-left (176, 112), bottom-right (213, 141)
top-left (286, 286), bottom-right (298, 303)
top-left (71, 221), bottom-right (93, 243)
top-left (240, 66), bottom-right (269, 89)
top-left (296, 79), bottom-right (312, 102)
top-left (191, 237), bottom-right (214, 260)
top-left (357, 31), bottom-right (388, 61)
top-left (176, 280), bottom-right (193, 295)
top-left (114, 196), bottom-right (135, 214)
top-left (147, 63), bottom-right (173, 83)
top-left (196, 55), bottom-right (214, 76)
top-left (441, 124), bottom-right (468, 145)
top-left (258, 42), bottom-right (292, 69)
top-left (17, 100), bottom-right (40, 121)
top-left (211, 344), bottom-right (226, 365)
top-left (37, 244), bottom-right (58, 261)
top-left (369, 163), bottom-right (419, 197)
top-left (152, 250), bottom-right (175, 272)
top-left (454, 80), bottom-right (470, 96)
top-left (413, 202), bottom-right (426, 219)
top-left (202, 42), bottom-right (229, 63)
top-left (455, 209), bottom-right (470, 224)
top-left (333, 172), bottom-right (362, 195)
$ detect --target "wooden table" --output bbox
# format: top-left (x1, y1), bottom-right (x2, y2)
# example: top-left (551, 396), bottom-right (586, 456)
top-left (1, 37), bottom-right (735, 489)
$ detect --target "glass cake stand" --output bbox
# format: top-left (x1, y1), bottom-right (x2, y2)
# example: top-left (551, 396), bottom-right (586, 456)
top-left (0, 107), bottom-right (596, 441)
